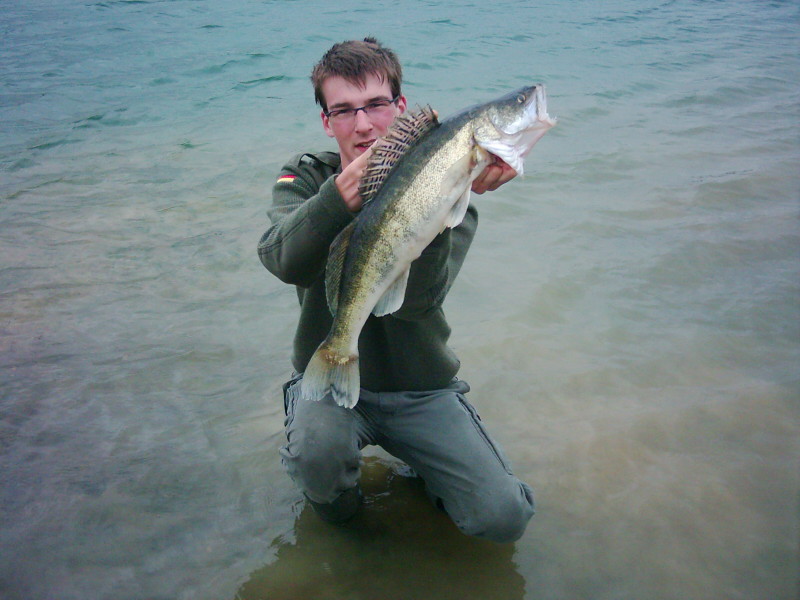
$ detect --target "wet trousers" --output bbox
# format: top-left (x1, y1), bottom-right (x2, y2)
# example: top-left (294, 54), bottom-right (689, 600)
top-left (280, 376), bottom-right (535, 543)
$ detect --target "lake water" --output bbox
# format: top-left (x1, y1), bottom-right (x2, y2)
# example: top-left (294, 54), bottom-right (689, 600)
top-left (1, 1), bottom-right (798, 598)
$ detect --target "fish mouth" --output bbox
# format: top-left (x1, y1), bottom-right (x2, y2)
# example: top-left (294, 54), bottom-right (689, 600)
top-left (524, 85), bottom-right (555, 128)
top-left (479, 84), bottom-right (556, 175)
top-left (533, 85), bottom-right (556, 127)
top-left (496, 85), bottom-right (556, 137)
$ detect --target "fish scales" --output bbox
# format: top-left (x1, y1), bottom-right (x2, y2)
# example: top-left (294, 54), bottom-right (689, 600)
top-left (302, 85), bottom-right (555, 408)
top-left (333, 122), bottom-right (478, 333)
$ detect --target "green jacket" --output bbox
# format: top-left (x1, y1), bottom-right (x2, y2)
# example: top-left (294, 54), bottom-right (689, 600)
top-left (257, 151), bottom-right (478, 392)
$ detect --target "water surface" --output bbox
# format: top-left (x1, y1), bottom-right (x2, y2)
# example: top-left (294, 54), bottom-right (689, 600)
top-left (1, 1), bottom-right (798, 598)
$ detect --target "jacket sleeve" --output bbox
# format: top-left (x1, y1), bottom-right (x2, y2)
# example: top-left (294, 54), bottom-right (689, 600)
top-left (257, 154), bottom-right (354, 288)
top-left (392, 204), bottom-right (478, 321)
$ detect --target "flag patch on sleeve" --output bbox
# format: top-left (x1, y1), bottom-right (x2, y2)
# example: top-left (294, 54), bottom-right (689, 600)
top-left (277, 175), bottom-right (297, 184)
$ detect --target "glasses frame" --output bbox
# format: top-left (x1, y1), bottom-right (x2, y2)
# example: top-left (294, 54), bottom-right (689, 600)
top-left (323, 95), bottom-right (401, 123)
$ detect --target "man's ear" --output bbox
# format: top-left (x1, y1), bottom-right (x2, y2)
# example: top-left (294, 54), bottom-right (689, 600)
top-left (396, 95), bottom-right (408, 115)
top-left (321, 110), bottom-right (335, 138)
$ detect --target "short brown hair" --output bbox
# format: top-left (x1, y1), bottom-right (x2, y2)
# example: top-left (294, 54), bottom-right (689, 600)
top-left (311, 37), bottom-right (403, 111)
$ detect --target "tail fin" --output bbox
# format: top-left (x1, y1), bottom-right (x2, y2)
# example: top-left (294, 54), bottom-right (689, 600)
top-left (301, 342), bottom-right (360, 408)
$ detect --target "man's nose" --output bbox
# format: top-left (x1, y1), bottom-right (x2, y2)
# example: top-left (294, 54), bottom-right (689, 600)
top-left (353, 108), bottom-right (372, 131)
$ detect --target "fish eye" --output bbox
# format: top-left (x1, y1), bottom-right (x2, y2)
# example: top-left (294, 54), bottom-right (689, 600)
top-left (516, 94), bottom-right (526, 103)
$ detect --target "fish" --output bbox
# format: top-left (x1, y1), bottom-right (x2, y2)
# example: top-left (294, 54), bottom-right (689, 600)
top-left (302, 84), bottom-right (556, 408)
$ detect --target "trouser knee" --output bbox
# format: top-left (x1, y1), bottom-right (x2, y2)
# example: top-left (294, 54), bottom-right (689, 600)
top-left (457, 481), bottom-right (535, 543)
top-left (281, 400), bottom-right (361, 504)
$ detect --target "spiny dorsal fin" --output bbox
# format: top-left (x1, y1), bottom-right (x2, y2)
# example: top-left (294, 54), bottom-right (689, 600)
top-left (358, 106), bottom-right (439, 203)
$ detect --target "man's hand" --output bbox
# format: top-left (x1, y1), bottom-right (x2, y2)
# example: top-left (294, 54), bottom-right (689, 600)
top-left (335, 147), bottom-right (373, 212)
top-left (472, 154), bottom-right (517, 194)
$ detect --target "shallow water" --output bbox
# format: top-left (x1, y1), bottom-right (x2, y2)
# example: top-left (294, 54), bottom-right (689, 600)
top-left (1, 1), bottom-right (798, 598)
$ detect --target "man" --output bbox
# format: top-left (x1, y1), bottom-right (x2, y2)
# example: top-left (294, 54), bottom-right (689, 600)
top-left (257, 38), bottom-right (534, 543)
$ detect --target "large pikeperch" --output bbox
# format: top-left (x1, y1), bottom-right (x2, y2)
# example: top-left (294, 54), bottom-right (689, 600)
top-left (302, 85), bottom-right (555, 408)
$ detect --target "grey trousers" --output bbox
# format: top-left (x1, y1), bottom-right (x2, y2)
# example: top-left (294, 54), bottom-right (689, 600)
top-left (280, 376), bottom-right (535, 543)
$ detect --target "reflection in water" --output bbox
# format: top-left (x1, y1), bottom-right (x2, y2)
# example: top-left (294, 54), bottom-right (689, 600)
top-left (236, 457), bottom-right (525, 600)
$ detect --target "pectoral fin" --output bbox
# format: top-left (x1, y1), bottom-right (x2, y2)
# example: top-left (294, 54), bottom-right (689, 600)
top-left (443, 187), bottom-right (472, 230)
top-left (372, 267), bottom-right (410, 317)
top-left (438, 145), bottom-right (489, 232)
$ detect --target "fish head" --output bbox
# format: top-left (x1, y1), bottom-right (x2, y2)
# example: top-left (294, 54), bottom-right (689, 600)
top-left (473, 85), bottom-right (556, 176)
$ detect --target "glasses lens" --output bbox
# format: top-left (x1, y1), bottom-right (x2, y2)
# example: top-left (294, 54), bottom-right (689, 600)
top-left (328, 108), bottom-right (356, 125)
top-left (364, 100), bottom-right (391, 115)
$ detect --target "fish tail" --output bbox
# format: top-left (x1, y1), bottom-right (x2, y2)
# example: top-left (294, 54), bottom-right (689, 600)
top-left (301, 341), bottom-right (360, 409)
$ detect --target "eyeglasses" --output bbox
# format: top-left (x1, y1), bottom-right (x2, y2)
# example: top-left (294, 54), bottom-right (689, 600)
top-left (324, 95), bottom-right (400, 125)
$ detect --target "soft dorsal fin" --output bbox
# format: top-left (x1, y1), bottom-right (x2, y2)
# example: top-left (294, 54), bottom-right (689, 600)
top-left (325, 220), bottom-right (357, 315)
top-left (358, 106), bottom-right (439, 203)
